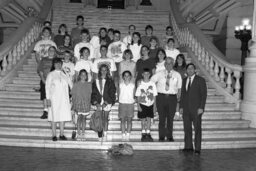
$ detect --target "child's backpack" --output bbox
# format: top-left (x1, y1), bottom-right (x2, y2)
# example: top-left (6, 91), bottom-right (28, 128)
top-left (89, 110), bottom-right (103, 132)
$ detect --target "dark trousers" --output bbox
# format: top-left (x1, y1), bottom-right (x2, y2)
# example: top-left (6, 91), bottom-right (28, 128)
top-left (156, 94), bottom-right (177, 139)
top-left (183, 111), bottom-right (202, 151)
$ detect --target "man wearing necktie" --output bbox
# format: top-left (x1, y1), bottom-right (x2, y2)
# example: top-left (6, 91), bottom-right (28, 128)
top-left (180, 63), bottom-right (207, 155)
top-left (151, 57), bottom-right (182, 142)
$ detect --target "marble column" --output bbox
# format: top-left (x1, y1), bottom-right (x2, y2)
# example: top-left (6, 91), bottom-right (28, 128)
top-left (241, 0), bottom-right (256, 127)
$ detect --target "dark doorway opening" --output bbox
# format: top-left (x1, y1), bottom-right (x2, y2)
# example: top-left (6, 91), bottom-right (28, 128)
top-left (98, 0), bottom-right (125, 9)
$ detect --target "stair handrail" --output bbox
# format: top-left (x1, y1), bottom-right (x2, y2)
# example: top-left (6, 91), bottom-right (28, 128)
top-left (170, 0), bottom-right (243, 105)
top-left (0, 0), bottom-right (53, 87)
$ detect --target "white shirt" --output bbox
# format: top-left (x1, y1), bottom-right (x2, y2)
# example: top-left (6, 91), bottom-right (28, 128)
top-left (155, 61), bottom-right (165, 73)
top-left (135, 81), bottom-right (158, 106)
top-left (95, 79), bottom-right (111, 111)
top-left (74, 42), bottom-right (95, 60)
top-left (129, 43), bottom-right (142, 62)
top-left (90, 36), bottom-right (101, 59)
top-left (119, 82), bottom-right (135, 104)
top-left (107, 41), bottom-right (127, 63)
top-left (74, 59), bottom-right (93, 81)
top-left (123, 35), bottom-right (132, 46)
top-left (186, 74), bottom-right (195, 91)
top-left (92, 57), bottom-right (117, 75)
top-left (165, 48), bottom-right (180, 61)
top-left (62, 61), bottom-right (75, 80)
top-left (34, 39), bottom-right (57, 58)
top-left (151, 70), bottom-right (182, 94)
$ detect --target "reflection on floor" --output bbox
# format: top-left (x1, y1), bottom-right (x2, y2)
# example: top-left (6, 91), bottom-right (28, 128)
top-left (1, 146), bottom-right (256, 171)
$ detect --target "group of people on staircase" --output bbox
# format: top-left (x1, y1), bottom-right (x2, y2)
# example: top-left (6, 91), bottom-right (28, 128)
top-left (33, 15), bottom-right (207, 155)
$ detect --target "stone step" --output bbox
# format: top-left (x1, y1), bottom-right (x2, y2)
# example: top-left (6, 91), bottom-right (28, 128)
top-left (0, 99), bottom-right (236, 110)
top-left (4, 84), bottom-right (38, 92)
top-left (13, 77), bottom-right (40, 82)
top-left (17, 70), bottom-right (37, 74)
top-left (0, 135), bottom-right (256, 150)
top-left (17, 73), bottom-right (39, 78)
top-left (0, 126), bottom-right (255, 140)
top-left (12, 79), bottom-right (40, 85)
top-left (0, 117), bottom-right (249, 129)
top-left (0, 91), bottom-right (40, 99)
top-left (0, 91), bottom-right (224, 102)
top-left (0, 105), bottom-right (241, 116)
top-left (0, 109), bottom-right (242, 120)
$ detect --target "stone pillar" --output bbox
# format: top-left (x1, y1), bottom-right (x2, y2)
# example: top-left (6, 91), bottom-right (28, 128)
top-left (241, 0), bottom-right (256, 128)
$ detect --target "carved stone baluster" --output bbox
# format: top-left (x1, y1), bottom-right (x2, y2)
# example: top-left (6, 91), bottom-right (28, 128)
top-left (31, 29), bottom-right (35, 43)
top-left (12, 46), bottom-right (17, 65)
top-left (17, 41), bottom-right (21, 60)
top-left (1, 55), bottom-right (8, 76)
top-left (214, 62), bottom-right (220, 82)
top-left (21, 38), bottom-right (25, 55)
top-left (197, 43), bottom-right (202, 61)
top-left (24, 34), bottom-right (28, 51)
top-left (225, 68), bottom-right (232, 94)
top-left (7, 50), bottom-right (13, 70)
top-left (191, 37), bottom-right (195, 52)
top-left (233, 71), bottom-right (241, 100)
top-left (188, 34), bottom-right (192, 48)
top-left (201, 48), bottom-right (205, 66)
top-left (209, 56), bottom-right (214, 76)
top-left (205, 50), bottom-right (210, 71)
top-left (194, 41), bottom-right (198, 56)
top-left (28, 31), bottom-right (32, 46)
top-left (219, 65), bottom-right (226, 87)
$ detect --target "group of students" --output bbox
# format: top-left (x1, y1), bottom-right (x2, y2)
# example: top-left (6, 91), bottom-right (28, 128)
top-left (34, 15), bottom-right (207, 154)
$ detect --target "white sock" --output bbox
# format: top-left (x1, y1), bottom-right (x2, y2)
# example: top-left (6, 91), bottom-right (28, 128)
top-left (142, 130), bottom-right (146, 134)
top-left (43, 108), bottom-right (48, 112)
top-left (146, 130), bottom-right (150, 134)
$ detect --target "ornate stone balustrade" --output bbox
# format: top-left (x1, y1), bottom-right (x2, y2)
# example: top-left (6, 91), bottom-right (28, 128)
top-left (170, 0), bottom-right (243, 105)
top-left (0, 0), bottom-right (53, 88)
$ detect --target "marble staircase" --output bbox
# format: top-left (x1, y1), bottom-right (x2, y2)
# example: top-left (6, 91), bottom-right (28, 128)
top-left (0, 54), bottom-right (256, 150)
top-left (51, 3), bottom-right (169, 44)
top-left (0, 3), bottom-right (256, 150)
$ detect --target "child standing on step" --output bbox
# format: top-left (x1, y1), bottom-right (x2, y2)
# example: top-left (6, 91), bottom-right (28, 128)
top-left (74, 47), bottom-right (93, 82)
top-left (119, 70), bottom-right (135, 141)
top-left (71, 69), bottom-right (92, 141)
top-left (37, 46), bottom-right (56, 119)
top-left (135, 68), bottom-right (157, 142)
top-left (62, 50), bottom-right (75, 82)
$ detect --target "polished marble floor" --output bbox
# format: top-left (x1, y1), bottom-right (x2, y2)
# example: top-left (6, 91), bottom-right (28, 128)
top-left (0, 146), bottom-right (256, 171)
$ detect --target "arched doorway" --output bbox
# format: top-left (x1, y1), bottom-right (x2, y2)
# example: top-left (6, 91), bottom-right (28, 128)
top-left (98, 0), bottom-right (125, 9)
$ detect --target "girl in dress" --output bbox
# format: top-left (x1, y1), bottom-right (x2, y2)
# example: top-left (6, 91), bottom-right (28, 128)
top-left (118, 70), bottom-right (135, 141)
top-left (91, 64), bottom-right (116, 141)
top-left (128, 32), bottom-right (142, 62)
top-left (74, 47), bottom-right (93, 82)
top-left (71, 69), bottom-right (92, 141)
top-left (119, 49), bottom-right (136, 82)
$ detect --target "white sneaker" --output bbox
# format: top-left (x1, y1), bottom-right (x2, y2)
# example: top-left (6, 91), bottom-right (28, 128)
top-left (122, 133), bottom-right (126, 141)
top-left (126, 133), bottom-right (130, 141)
top-left (98, 137), bottom-right (102, 142)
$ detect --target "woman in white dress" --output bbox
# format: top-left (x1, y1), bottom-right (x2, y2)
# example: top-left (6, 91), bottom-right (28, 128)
top-left (46, 58), bottom-right (73, 141)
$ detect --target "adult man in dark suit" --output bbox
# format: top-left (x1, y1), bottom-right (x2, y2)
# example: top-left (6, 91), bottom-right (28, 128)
top-left (180, 63), bottom-right (207, 155)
